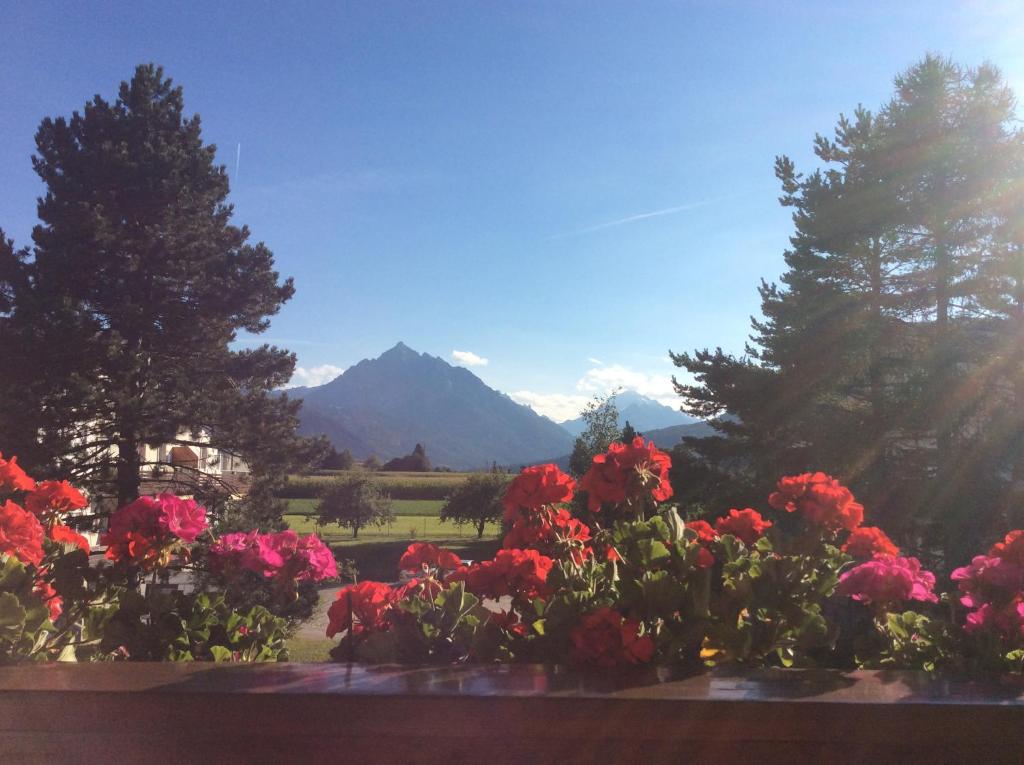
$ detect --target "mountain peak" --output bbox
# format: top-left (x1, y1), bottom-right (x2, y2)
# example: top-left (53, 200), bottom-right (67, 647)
top-left (383, 341), bottom-right (417, 357)
top-left (291, 343), bottom-right (574, 469)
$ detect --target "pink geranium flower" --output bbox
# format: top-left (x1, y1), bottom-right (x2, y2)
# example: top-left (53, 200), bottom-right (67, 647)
top-left (837, 555), bottom-right (938, 606)
top-left (156, 494), bottom-right (208, 543)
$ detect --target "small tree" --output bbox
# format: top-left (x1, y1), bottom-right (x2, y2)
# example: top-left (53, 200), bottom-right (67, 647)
top-left (320, 446), bottom-right (354, 471)
top-left (439, 473), bottom-right (507, 539)
top-left (316, 476), bottom-right (394, 539)
top-left (364, 455), bottom-right (382, 471)
top-left (568, 393), bottom-right (621, 476)
top-left (620, 420), bottom-right (640, 444)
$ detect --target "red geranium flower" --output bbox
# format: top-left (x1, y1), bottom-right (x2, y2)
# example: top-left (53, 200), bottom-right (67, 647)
top-left (580, 437), bottom-right (673, 513)
top-left (24, 480), bottom-right (87, 518)
top-left (0, 500), bottom-right (45, 566)
top-left (33, 579), bottom-right (62, 622)
top-left (399, 542), bottom-right (462, 572)
top-left (842, 526), bottom-right (899, 559)
top-left (694, 545), bottom-right (715, 568)
top-left (687, 520), bottom-right (718, 545)
top-left (715, 508), bottom-right (772, 546)
top-left (0, 453), bottom-right (35, 493)
top-left (570, 607), bottom-right (655, 667)
top-left (47, 523), bottom-right (90, 555)
top-left (502, 508), bottom-right (592, 564)
top-left (394, 576), bottom-right (443, 602)
top-left (502, 464), bottom-right (576, 522)
top-left (768, 472), bottom-right (863, 532)
top-left (990, 530), bottom-right (1024, 566)
top-left (326, 581), bottom-right (397, 638)
top-left (447, 548), bottom-right (554, 602)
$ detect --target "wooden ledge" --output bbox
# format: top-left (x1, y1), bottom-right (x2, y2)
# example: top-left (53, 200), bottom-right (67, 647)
top-left (1, 664), bottom-right (1022, 764)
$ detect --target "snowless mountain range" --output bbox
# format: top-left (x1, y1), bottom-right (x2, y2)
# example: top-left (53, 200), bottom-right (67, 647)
top-left (288, 342), bottom-right (712, 470)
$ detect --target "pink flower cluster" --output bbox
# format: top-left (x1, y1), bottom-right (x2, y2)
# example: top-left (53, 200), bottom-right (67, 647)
top-left (836, 555), bottom-right (938, 607)
top-left (209, 529), bottom-right (337, 583)
top-left (952, 531), bottom-right (1024, 643)
top-left (101, 494), bottom-right (208, 568)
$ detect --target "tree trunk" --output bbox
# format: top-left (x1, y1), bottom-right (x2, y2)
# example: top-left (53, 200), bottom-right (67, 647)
top-left (477, 519), bottom-right (485, 539)
top-left (933, 228), bottom-right (953, 464)
top-left (867, 240), bottom-right (886, 436)
top-left (115, 435), bottom-right (141, 508)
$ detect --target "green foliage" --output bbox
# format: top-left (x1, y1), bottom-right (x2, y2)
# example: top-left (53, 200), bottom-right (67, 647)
top-left (0, 557), bottom-right (56, 664)
top-left (330, 582), bottom-right (486, 663)
top-left (316, 475), bottom-right (396, 538)
top-left (96, 589), bottom-right (288, 662)
top-left (439, 472), bottom-right (508, 538)
top-left (319, 446), bottom-right (355, 471)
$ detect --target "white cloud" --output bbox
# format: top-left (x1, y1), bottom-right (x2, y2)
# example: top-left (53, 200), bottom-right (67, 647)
top-left (452, 350), bottom-right (489, 367)
top-left (587, 357), bottom-right (603, 365)
top-left (512, 363), bottom-right (682, 422)
top-left (284, 364), bottom-right (345, 389)
top-left (510, 391), bottom-right (590, 423)
top-left (575, 364), bottom-right (678, 407)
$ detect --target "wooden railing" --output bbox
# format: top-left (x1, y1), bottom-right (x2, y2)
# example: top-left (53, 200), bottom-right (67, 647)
top-left (1, 664), bottom-right (1022, 763)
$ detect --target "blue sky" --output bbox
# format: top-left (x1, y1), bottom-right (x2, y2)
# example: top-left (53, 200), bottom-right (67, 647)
top-left (3, 2), bottom-right (1023, 421)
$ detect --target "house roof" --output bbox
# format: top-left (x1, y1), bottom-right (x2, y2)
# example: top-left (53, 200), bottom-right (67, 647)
top-left (169, 446), bottom-right (199, 465)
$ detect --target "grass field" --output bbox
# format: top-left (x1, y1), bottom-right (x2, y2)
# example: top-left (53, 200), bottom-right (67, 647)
top-left (280, 469), bottom-right (506, 658)
top-left (283, 513), bottom-right (501, 542)
top-left (279, 470), bottom-right (511, 500)
top-left (285, 498), bottom-right (444, 517)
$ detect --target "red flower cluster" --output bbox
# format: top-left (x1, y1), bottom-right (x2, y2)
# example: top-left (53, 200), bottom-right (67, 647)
top-left (447, 548), bottom-right (554, 602)
top-left (0, 457), bottom-right (92, 626)
top-left (990, 530), bottom-right (1024, 566)
top-left (836, 555), bottom-right (937, 607)
top-left (101, 494), bottom-right (209, 568)
top-left (687, 520), bottom-right (717, 545)
top-left (503, 508), bottom-right (592, 565)
top-left (0, 499), bottom-right (45, 566)
top-left (399, 542), bottom-right (462, 572)
top-left (842, 526), bottom-right (899, 559)
top-left (715, 508), bottom-right (772, 546)
top-left (580, 437), bottom-right (673, 513)
top-left (326, 581), bottom-right (397, 638)
top-left (768, 472), bottom-right (863, 532)
top-left (570, 607), bottom-right (655, 667)
top-left (24, 481), bottom-right (87, 519)
top-left (0, 452), bottom-right (35, 493)
top-left (209, 529), bottom-right (337, 582)
top-left (502, 464), bottom-right (576, 523)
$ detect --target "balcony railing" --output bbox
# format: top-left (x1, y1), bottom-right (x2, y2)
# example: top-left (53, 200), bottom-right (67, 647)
top-left (1, 664), bottom-right (1022, 763)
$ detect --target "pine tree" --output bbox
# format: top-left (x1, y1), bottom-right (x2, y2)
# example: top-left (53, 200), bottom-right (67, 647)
top-left (0, 64), bottom-right (322, 509)
top-left (672, 57), bottom-right (1023, 559)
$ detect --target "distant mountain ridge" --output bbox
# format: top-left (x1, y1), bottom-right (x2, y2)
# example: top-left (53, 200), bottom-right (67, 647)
top-left (559, 389), bottom-right (697, 436)
top-left (290, 342), bottom-right (575, 470)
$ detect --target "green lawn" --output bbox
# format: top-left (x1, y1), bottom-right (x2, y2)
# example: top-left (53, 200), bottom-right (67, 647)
top-left (283, 513), bottom-right (500, 542)
top-left (285, 498), bottom-right (445, 517)
top-left (282, 512), bottom-right (502, 582)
